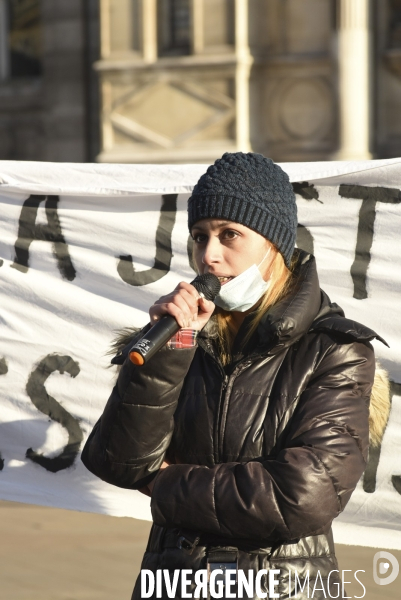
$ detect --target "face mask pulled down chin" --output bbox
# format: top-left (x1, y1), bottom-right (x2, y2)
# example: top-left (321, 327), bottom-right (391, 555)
top-left (214, 249), bottom-right (272, 312)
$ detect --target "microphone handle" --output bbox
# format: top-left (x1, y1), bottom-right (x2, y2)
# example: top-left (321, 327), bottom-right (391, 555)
top-left (129, 315), bottom-right (180, 366)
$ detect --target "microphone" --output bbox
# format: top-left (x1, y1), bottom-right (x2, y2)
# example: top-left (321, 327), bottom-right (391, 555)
top-left (129, 274), bottom-right (221, 366)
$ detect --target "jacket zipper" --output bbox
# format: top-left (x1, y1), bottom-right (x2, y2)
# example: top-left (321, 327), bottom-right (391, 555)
top-left (202, 340), bottom-right (228, 463)
top-left (217, 361), bottom-right (252, 459)
top-left (201, 339), bottom-right (268, 462)
top-left (216, 374), bottom-right (229, 461)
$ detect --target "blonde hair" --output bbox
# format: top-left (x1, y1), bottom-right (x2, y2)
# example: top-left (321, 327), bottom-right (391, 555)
top-left (215, 249), bottom-right (297, 365)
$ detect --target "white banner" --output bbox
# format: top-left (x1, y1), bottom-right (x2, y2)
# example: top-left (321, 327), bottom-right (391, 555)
top-left (0, 159), bottom-right (400, 550)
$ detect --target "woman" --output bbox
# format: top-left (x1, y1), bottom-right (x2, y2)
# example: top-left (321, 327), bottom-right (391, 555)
top-left (82, 153), bottom-right (389, 599)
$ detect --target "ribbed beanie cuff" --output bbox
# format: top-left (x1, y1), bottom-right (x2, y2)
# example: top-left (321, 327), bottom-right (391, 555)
top-left (188, 153), bottom-right (297, 268)
top-left (188, 194), bottom-right (295, 268)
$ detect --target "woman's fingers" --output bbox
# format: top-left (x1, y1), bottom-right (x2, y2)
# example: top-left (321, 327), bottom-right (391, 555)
top-left (198, 295), bottom-right (214, 313)
top-left (176, 282), bottom-right (203, 319)
top-left (177, 283), bottom-right (216, 323)
top-left (149, 282), bottom-right (206, 328)
top-left (192, 297), bottom-right (215, 329)
top-left (148, 283), bottom-right (216, 329)
top-left (150, 300), bottom-right (187, 328)
top-left (174, 287), bottom-right (200, 320)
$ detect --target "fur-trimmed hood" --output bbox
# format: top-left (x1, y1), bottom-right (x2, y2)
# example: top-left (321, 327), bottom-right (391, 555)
top-left (370, 363), bottom-right (391, 447)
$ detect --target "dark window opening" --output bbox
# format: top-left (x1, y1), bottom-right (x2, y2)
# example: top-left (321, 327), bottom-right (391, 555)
top-left (388, 0), bottom-right (401, 49)
top-left (8, 0), bottom-right (42, 77)
top-left (158, 0), bottom-right (191, 57)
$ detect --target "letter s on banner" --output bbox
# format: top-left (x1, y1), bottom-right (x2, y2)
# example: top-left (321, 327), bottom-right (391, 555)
top-left (25, 354), bottom-right (83, 472)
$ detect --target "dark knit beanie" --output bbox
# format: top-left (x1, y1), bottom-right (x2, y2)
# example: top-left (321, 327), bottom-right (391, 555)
top-left (188, 152), bottom-right (297, 268)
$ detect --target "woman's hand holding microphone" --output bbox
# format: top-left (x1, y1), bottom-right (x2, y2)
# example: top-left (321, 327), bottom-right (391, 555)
top-left (129, 274), bottom-right (220, 366)
top-left (149, 281), bottom-right (215, 330)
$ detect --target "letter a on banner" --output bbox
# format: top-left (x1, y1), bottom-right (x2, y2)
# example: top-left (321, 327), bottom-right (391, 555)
top-left (11, 195), bottom-right (77, 280)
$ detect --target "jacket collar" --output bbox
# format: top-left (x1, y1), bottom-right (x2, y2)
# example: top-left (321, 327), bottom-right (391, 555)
top-left (256, 248), bottom-right (322, 353)
top-left (199, 248), bottom-right (387, 353)
top-left (199, 248), bottom-right (322, 353)
top-left (310, 290), bottom-right (388, 347)
top-left (257, 248), bottom-right (388, 351)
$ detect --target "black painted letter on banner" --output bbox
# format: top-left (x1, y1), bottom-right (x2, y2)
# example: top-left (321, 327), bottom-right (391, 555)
top-left (296, 224), bottom-right (314, 256)
top-left (11, 195), bottom-right (76, 281)
top-left (117, 194), bottom-right (177, 286)
top-left (0, 357), bottom-right (8, 376)
top-left (25, 354), bottom-right (83, 472)
top-left (363, 443), bottom-right (382, 494)
top-left (0, 358), bottom-right (7, 470)
top-left (390, 381), bottom-right (401, 495)
top-left (339, 185), bottom-right (401, 300)
top-left (292, 181), bottom-right (321, 203)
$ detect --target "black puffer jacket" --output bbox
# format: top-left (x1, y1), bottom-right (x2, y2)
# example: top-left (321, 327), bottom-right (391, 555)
top-left (82, 249), bottom-right (386, 600)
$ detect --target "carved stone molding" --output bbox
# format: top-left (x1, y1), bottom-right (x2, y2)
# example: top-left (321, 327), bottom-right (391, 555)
top-left (99, 69), bottom-right (236, 161)
top-left (268, 77), bottom-right (334, 142)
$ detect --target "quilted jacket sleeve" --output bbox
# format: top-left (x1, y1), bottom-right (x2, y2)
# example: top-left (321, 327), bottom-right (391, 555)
top-left (150, 339), bottom-right (375, 542)
top-left (81, 333), bottom-right (197, 490)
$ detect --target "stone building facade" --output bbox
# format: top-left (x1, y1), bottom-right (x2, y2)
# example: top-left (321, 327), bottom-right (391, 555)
top-left (0, 0), bottom-right (99, 162)
top-left (1, 0), bottom-right (401, 164)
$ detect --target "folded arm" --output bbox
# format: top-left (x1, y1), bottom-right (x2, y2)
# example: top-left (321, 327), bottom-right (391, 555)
top-left (150, 339), bottom-right (374, 542)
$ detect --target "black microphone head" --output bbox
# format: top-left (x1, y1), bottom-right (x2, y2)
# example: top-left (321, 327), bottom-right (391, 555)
top-left (190, 273), bottom-right (221, 301)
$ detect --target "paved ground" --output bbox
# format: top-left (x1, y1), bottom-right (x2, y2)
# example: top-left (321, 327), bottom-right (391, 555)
top-left (0, 501), bottom-right (399, 600)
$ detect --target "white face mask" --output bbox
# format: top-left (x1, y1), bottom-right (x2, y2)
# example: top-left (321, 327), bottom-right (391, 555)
top-left (214, 248), bottom-right (272, 312)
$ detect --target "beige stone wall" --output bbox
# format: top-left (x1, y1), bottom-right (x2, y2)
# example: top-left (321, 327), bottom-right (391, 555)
top-left (3, 0), bottom-right (401, 163)
top-left (97, 0), bottom-right (238, 163)
top-left (96, 0), bottom-right (339, 164)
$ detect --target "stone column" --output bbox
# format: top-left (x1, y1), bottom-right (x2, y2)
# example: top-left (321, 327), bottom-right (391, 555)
top-left (142, 0), bottom-right (157, 63)
top-left (191, 0), bottom-right (204, 55)
top-left (235, 0), bottom-right (252, 152)
top-left (100, 0), bottom-right (111, 58)
top-left (336, 0), bottom-right (372, 160)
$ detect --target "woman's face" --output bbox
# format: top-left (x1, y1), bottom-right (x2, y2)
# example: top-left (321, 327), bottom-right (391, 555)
top-left (191, 218), bottom-right (277, 285)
